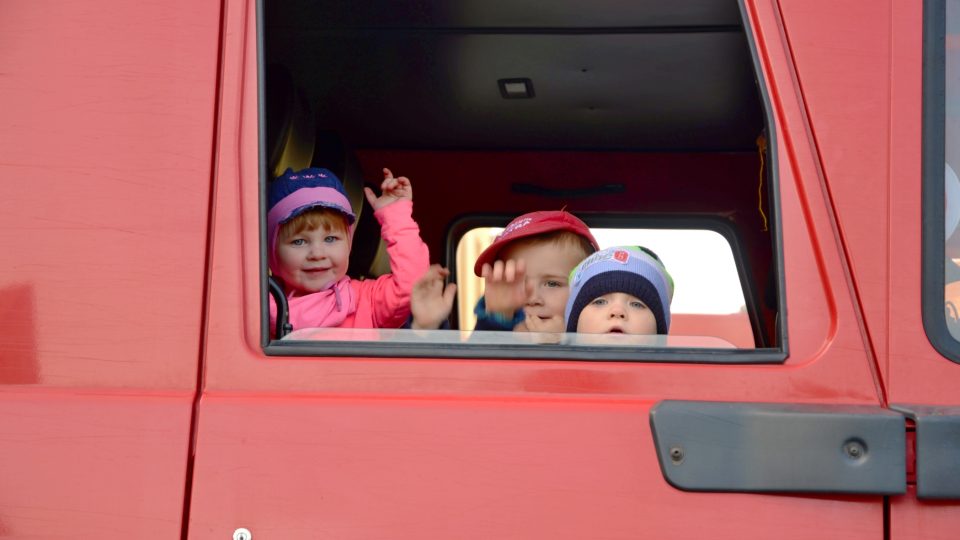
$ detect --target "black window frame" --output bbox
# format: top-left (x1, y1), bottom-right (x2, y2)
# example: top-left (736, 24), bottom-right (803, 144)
top-left (446, 214), bottom-right (770, 347)
top-left (257, 0), bottom-right (788, 364)
top-left (921, 0), bottom-right (960, 363)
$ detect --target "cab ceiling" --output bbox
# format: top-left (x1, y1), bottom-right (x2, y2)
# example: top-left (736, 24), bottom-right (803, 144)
top-left (264, 0), bottom-right (764, 151)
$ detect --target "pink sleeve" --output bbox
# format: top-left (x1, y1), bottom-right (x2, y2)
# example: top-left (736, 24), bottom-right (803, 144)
top-left (366, 200), bottom-right (430, 328)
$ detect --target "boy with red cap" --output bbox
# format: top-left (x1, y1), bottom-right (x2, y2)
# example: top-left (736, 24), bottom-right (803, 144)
top-left (411, 210), bottom-right (598, 331)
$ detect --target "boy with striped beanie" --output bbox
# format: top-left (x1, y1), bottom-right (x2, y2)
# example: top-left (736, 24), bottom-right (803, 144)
top-left (564, 246), bottom-right (674, 335)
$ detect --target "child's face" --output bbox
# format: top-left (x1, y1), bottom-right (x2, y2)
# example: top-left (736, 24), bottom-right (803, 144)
top-left (576, 292), bottom-right (657, 335)
top-left (500, 240), bottom-right (586, 324)
top-left (275, 225), bottom-right (350, 295)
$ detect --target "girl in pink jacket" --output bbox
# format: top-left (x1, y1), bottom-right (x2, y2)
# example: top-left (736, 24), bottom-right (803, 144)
top-left (268, 167), bottom-right (429, 334)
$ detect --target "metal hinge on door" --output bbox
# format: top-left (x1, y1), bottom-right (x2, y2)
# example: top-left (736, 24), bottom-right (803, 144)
top-left (891, 405), bottom-right (960, 499)
top-left (648, 400), bottom-right (959, 497)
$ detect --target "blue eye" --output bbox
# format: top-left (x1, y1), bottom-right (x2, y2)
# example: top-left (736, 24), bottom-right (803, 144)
top-left (630, 300), bottom-right (647, 309)
top-left (324, 235), bottom-right (340, 243)
top-left (544, 280), bottom-right (564, 288)
top-left (590, 298), bottom-right (607, 306)
top-left (290, 238), bottom-right (306, 246)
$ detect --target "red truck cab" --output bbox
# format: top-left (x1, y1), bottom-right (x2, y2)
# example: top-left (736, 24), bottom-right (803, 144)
top-left (1, 0), bottom-right (958, 538)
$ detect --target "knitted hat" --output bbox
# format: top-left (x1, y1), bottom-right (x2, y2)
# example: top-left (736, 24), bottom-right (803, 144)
top-left (473, 210), bottom-right (600, 276)
top-left (267, 167), bottom-right (356, 271)
top-left (564, 246), bottom-right (674, 334)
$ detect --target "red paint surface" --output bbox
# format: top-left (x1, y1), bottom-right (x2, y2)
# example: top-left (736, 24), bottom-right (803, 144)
top-left (0, 0), bottom-right (221, 536)
top-left (890, 488), bottom-right (960, 540)
top-left (1, 0), bottom-right (956, 537)
top-left (778, 0), bottom-right (960, 532)
top-left (190, 0), bottom-right (888, 536)
top-left (0, 392), bottom-right (193, 537)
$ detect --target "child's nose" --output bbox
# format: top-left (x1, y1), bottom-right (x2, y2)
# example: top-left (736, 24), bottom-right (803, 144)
top-left (608, 302), bottom-right (626, 318)
top-left (524, 279), bottom-right (542, 305)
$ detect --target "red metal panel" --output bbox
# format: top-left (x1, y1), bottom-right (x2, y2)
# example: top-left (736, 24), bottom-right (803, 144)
top-left (0, 0), bottom-right (218, 388)
top-left (0, 391), bottom-right (193, 536)
top-left (780, 0), bottom-right (960, 404)
top-left (885, 1), bottom-right (960, 407)
top-left (0, 0), bottom-right (221, 536)
top-left (189, 0), bottom-right (887, 537)
top-left (890, 488), bottom-right (960, 540)
top-left (775, 0), bottom-right (894, 392)
top-left (191, 395), bottom-right (882, 539)
top-left (781, 0), bottom-right (960, 535)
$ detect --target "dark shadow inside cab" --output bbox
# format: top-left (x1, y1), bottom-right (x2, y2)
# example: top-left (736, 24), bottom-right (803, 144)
top-left (260, 0), bottom-right (783, 354)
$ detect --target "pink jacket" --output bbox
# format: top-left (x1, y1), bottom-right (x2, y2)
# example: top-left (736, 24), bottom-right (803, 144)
top-left (270, 200), bottom-right (429, 333)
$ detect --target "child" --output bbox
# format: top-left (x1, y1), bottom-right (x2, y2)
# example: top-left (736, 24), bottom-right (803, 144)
top-left (410, 210), bottom-right (598, 331)
top-left (268, 167), bottom-right (429, 334)
top-left (564, 246), bottom-right (674, 335)
top-left (474, 210), bottom-right (600, 332)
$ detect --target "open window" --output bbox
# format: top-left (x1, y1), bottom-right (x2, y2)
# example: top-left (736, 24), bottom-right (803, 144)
top-left (260, 0), bottom-right (785, 361)
top-left (452, 222), bottom-right (756, 349)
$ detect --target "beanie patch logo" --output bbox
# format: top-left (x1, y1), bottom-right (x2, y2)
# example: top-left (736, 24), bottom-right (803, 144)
top-left (572, 248), bottom-right (631, 285)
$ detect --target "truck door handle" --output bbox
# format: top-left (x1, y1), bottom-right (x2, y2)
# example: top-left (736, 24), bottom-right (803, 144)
top-left (650, 400), bottom-right (906, 495)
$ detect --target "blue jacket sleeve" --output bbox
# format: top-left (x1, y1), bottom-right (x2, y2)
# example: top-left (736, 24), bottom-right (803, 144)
top-left (472, 297), bottom-right (524, 331)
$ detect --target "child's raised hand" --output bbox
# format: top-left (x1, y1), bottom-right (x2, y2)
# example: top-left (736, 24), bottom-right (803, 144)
top-left (514, 314), bottom-right (563, 343)
top-left (364, 168), bottom-right (413, 211)
top-left (519, 309), bottom-right (565, 334)
top-left (411, 265), bottom-right (458, 330)
top-left (481, 259), bottom-right (528, 318)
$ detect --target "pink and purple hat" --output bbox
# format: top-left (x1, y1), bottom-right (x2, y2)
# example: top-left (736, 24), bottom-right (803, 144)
top-left (267, 167), bottom-right (355, 270)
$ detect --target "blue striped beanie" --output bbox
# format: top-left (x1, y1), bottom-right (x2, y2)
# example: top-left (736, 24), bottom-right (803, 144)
top-left (564, 246), bottom-right (674, 334)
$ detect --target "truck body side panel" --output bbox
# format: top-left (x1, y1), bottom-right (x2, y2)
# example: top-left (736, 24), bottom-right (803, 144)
top-left (187, 0), bottom-right (887, 537)
top-left (0, 0), bottom-right (221, 536)
top-left (783, 0), bottom-right (960, 529)
top-left (777, 0), bottom-right (894, 386)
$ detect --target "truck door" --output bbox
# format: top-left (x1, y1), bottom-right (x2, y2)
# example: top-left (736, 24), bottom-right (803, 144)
top-left (0, 0), bottom-right (221, 537)
top-left (186, 0), bottom-right (898, 538)
top-left (895, 0), bottom-right (960, 535)
top-left (775, 0), bottom-right (960, 537)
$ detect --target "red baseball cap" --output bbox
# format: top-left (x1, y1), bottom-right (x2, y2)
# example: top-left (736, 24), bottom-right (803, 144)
top-left (473, 210), bottom-right (600, 276)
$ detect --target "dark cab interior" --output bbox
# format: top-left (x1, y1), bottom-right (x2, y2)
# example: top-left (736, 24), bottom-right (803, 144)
top-left (261, 0), bottom-right (779, 349)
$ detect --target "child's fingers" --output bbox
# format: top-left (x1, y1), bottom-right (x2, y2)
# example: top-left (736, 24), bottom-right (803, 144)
top-left (524, 312), bottom-right (561, 333)
top-left (526, 318), bottom-right (543, 333)
top-left (484, 260), bottom-right (526, 284)
top-left (382, 167), bottom-right (394, 180)
top-left (507, 259), bottom-right (526, 285)
top-left (416, 264), bottom-right (440, 283)
top-left (442, 282), bottom-right (458, 308)
top-left (425, 264), bottom-right (449, 287)
top-left (363, 186), bottom-right (378, 207)
top-left (491, 260), bottom-right (505, 282)
top-left (396, 177), bottom-right (412, 199)
top-left (504, 259), bottom-right (517, 282)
